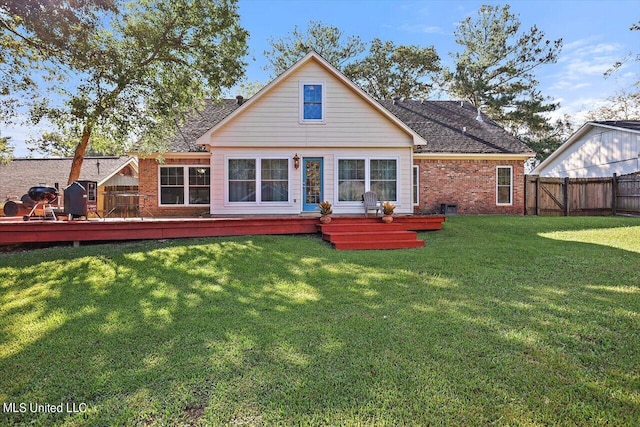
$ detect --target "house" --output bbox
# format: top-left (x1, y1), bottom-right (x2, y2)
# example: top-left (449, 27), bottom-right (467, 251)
top-left (532, 121), bottom-right (640, 178)
top-left (137, 52), bottom-right (533, 217)
top-left (0, 156), bottom-right (138, 214)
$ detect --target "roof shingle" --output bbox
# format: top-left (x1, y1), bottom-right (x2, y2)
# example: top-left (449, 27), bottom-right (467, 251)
top-left (378, 100), bottom-right (533, 154)
top-left (0, 156), bottom-right (134, 199)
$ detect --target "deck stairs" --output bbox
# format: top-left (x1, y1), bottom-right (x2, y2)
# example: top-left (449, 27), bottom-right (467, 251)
top-left (318, 217), bottom-right (439, 250)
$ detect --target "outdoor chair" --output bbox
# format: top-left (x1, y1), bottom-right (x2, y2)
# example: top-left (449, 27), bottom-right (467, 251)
top-left (363, 191), bottom-right (381, 217)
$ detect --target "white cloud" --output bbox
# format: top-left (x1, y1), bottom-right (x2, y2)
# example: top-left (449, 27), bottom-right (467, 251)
top-left (398, 23), bottom-right (446, 34)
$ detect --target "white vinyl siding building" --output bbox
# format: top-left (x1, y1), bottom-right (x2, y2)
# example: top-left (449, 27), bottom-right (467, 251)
top-left (533, 122), bottom-right (640, 178)
top-left (197, 53), bottom-right (423, 216)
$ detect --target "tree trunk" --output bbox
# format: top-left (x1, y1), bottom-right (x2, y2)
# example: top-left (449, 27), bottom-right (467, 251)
top-left (67, 125), bottom-right (92, 185)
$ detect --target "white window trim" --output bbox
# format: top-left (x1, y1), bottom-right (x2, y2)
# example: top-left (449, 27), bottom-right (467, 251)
top-left (224, 156), bottom-right (292, 206)
top-left (299, 81), bottom-right (326, 124)
top-left (334, 156), bottom-right (400, 206)
top-left (496, 165), bottom-right (513, 206)
top-left (413, 165), bottom-right (419, 206)
top-left (158, 165), bottom-right (211, 207)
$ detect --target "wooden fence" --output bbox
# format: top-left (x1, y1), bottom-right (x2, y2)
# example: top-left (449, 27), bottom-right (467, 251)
top-left (525, 173), bottom-right (640, 216)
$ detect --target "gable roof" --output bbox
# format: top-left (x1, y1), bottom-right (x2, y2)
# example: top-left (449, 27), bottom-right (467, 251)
top-left (0, 156), bottom-right (137, 199)
top-left (162, 52), bottom-right (532, 157)
top-left (532, 120), bottom-right (640, 175)
top-left (195, 51), bottom-right (428, 147)
top-left (590, 120), bottom-right (640, 132)
top-left (379, 100), bottom-right (533, 155)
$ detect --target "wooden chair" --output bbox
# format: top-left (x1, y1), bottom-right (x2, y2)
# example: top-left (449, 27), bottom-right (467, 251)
top-left (363, 191), bottom-right (380, 217)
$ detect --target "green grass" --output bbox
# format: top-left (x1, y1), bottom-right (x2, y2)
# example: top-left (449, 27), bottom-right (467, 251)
top-left (0, 216), bottom-right (639, 426)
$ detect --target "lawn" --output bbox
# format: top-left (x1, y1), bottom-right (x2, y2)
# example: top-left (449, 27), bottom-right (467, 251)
top-left (0, 216), bottom-right (639, 426)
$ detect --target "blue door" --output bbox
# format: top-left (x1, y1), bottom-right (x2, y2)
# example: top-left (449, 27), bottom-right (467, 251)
top-left (302, 158), bottom-right (323, 212)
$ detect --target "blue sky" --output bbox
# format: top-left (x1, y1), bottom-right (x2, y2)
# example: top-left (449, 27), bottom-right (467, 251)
top-left (4, 0), bottom-right (640, 157)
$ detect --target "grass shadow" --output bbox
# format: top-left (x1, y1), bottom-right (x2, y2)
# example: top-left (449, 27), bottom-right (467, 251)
top-left (0, 216), bottom-right (638, 425)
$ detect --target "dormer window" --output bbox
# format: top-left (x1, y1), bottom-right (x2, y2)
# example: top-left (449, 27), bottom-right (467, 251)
top-left (300, 82), bottom-right (325, 123)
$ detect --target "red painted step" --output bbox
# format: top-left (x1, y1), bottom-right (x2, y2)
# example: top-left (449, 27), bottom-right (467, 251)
top-left (332, 239), bottom-right (424, 250)
top-left (322, 230), bottom-right (418, 242)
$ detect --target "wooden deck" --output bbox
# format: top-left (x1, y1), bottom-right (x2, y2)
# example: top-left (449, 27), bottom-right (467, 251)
top-left (0, 215), bottom-right (445, 248)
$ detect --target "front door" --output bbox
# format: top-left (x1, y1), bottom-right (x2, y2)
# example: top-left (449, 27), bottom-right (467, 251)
top-left (302, 158), bottom-right (323, 212)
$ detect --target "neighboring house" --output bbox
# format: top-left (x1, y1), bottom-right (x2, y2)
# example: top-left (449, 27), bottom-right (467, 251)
top-left (0, 156), bottom-right (138, 214)
top-left (533, 121), bottom-right (640, 178)
top-left (137, 52), bottom-right (533, 217)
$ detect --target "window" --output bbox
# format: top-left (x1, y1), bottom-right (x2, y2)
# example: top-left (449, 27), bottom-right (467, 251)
top-left (229, 159), bottom-right (256, 202)
top-left (160, 166), bottom-right (210, 205)
top-left (261, 159), bottom-right (289, 202)
top-left (370, 159), bottom-right (397, 201)
top-left (227, 158), bottom-right (289, 203)
top-left (338, 159), bottom-right (365, 201)
top-left (413, 165), bottom-right (419, 206)
top-left (337, 158), bottom-right (398, 202)
top-left (496, 166), bottom-right (513, 205)
top-left (300, 82), bottom-right (325, 122)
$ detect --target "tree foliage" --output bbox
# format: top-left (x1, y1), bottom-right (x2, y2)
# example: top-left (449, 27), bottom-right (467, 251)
top-left (447, 4), bottom-right (562, 137)
top-left (344, 39), bottom-right (440, 100)
top-left (0, 0), bottom-right (248, 184)
top-left (585, 89), bottom-right (640, 121)
top-left (264, 20), bottom-right (365, 77)
top-left (0, 132), bottom-right (12, 164)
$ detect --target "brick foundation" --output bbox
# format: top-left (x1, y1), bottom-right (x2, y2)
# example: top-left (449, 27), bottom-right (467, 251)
top-left (413, 158), bottom-right (525, 215)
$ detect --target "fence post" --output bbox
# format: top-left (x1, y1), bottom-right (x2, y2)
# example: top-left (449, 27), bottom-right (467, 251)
top-left (535, 175), bottom-right (540, 216)
top-left (612, 173), bottom-right (617, 216)
top-left (563, 177), bottom-right (569, 216)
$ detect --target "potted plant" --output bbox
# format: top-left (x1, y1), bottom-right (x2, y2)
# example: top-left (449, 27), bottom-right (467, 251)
top-left (318, 201), bottom-right (332, 223)
top-left (381, 201), bottom-right (395, 223)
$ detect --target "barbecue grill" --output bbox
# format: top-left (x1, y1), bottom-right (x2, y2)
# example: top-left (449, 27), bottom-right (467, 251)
top-left (23, 186), bottom-right (58, 221)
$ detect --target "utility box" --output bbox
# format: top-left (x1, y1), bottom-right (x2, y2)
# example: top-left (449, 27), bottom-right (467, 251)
top-left (440, 203), bottom-right (458, 215)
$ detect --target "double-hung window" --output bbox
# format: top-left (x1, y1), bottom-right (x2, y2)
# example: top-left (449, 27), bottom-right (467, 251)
top-left (337, 158), bottom-right (398, 202)
top-left (227, 158), bottom-right (290, 203)
top-left (300, 82), bottom-right (325, 122)
top-left (496, 166), bottom-right (513, 205)
top-left (159, 166), bottom-right (210, 205)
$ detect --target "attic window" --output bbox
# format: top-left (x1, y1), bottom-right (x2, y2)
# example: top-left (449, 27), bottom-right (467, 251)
top-left (300, 82), bottom-right (325, 123)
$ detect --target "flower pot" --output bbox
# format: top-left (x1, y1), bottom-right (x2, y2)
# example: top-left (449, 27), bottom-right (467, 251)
top-left (382, 215), bottom-right (393, 223)
top-left (319, 215), bottom-right (332, 224)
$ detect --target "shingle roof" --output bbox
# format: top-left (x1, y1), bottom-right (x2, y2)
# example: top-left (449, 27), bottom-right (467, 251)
top-left (169, 97), bottom-right (532, 155)
top-left (591, 120), bottom-right (640, 132)
top-left (378, 100), bottom-right (533, 154)
top-left (166, 98), bottom-right (241, 152)
top-left (0, 156), bottom-right (133, 199)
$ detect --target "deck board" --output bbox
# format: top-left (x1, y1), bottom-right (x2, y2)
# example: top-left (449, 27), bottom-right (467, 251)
top-left (0, 215), bottom-right (445, 247)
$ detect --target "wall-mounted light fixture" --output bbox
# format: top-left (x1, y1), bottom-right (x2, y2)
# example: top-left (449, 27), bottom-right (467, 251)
top-left (293, 153), bottom-right (300, 170)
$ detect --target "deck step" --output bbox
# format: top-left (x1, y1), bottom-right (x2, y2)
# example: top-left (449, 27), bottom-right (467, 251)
top-left (332, 239), bottom-right (425, 250)
top-left (318, 223), bottom-right (409, 233)
top-left (322, 230), bottom-right (417, 242)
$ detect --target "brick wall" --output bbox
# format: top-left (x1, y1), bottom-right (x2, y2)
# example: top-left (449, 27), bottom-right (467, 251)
top-left (138, 157), bottom-right (210, 218)
top-left (413, 158), bottom-right (525, 215)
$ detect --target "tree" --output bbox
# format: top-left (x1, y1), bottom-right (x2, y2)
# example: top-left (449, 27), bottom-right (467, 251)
top-left (447, 4), bottom-right (562, 138)
top-left (264, 20), bottom-right (365, 77)
top-left (605, 21), bottom-right (640, 83)
top-left (1, 0), bottom-right (248, 184)
top-left (0, 132), bottom-right (12, 164)
top-left (585, 89), bottom-right (640, 121)
top-left (343, 38), bottom-right (440, 100)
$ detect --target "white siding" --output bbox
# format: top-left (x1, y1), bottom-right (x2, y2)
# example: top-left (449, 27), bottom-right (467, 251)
top-left (540, 127), bottom-right (640, 178)
top-left (205, 57), bottom-right (416, 215)
top-left (207, 60), bottom-right (414, 148)
top-left (210, 147), bottom-right (414, 215)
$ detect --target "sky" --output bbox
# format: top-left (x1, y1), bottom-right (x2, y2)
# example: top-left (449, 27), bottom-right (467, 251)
top-left (3, 0), bottom-right (640, 157)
